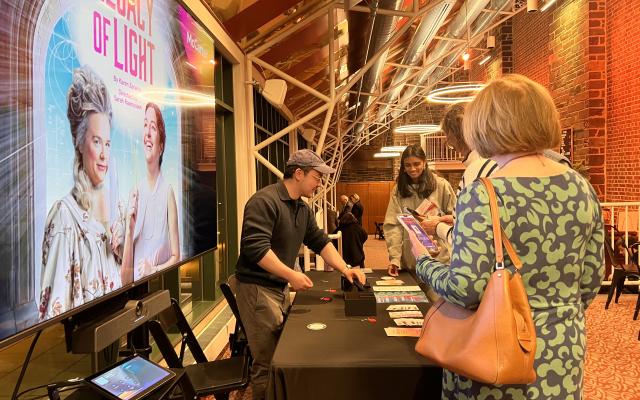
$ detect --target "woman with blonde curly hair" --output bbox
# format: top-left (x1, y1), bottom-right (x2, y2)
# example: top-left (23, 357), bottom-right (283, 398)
top-left (38, 66), bottom-right (135, 321)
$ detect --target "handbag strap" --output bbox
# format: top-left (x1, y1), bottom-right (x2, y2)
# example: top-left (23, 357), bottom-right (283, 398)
top-left (479, 178), bottom-right (523, 271)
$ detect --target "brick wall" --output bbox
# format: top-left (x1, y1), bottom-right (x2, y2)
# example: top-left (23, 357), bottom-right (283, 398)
top-left (470, 0), bottom-right (607, 199)
top-left (339, 129), bottom-right (395, 182)
top-left (512, 10), bottom-right (551, 88)
top-left (606, 0), bottom-right (640, 202)
top-left (471, 20), bottom-right (514, 83)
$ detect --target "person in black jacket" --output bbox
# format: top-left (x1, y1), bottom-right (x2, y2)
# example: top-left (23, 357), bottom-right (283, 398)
top-left (349, 193), bottom-right (364, 225)
top-left (336, 212), bottom-right (368, 269)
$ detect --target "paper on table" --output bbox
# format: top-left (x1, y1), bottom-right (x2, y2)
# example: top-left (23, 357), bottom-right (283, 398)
top-left (394, 318), bottom-right (424, 327)
top-left (362, 268), bottom-right (373, 273)
top-left (373, 285), bottom-right (421, 292)
top-left (384, 327), bottom-right (422, 337)
top-left (375, 279), bottom-right (405, 286)
top-left (386, 304), bottom-right (420, 311)
top-left (375, 292), bottom-right (429, 304)
top-left (389, 310), bottom-right (423, 318)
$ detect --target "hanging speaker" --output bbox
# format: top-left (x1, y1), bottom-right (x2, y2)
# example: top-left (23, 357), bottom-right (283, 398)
top-left (527, 0), bottom-right (539, 12)
top-left (487, 35), bottom-right (496, 49)
top-left (302, 128), bottom-right (316, 143)
top-left (262, 79), bottom-right (287, 108)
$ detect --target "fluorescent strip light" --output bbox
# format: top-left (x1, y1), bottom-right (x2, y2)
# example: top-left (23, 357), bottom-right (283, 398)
top-left (478, 55), bottom-right (492, 66)
top-left (381, 146), bottom-right (407, 152)
top-left (373, 152), bottom-right (401, 158)
top-left (394, 124), bottom-right (441, 134)
top-left (541, 0), bottom-right (557, 11)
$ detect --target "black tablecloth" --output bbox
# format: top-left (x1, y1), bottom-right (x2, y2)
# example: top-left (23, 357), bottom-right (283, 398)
top-left (266, 270), bottom-right (442, 400)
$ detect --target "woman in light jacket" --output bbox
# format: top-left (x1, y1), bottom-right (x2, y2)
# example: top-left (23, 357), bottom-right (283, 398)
top-left (383, 144), bottom-right (456, 277)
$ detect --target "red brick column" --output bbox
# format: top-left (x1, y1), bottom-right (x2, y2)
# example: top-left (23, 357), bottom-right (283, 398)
top-left (605, 0), bottom-right (640, 202)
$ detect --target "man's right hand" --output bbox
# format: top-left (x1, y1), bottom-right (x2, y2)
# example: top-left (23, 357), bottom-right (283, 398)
top-left (289, 271), bottom-right (314, 291)
top-left (387, 264), bottom-right (399, 277)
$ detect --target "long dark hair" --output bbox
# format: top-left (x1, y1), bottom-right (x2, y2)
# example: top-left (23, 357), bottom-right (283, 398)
top-left (396, 144), bottom-right (436, 198)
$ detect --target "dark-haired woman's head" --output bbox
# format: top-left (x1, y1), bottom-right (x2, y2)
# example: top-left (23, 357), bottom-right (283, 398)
top-left (144, 103), bottom-right (166, 168)
top-left (441, 103), bottom-right (470, 156)
top-left (397, 144), bottom-right (435, 198)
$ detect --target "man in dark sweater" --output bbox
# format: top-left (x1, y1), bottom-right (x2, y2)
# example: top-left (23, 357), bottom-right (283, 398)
top-left (235, 149), bottom-right (366, 400)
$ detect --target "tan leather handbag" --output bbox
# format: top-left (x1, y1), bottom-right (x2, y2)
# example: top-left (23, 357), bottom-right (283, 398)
top-left (415, 177), bottom-right (537, 385)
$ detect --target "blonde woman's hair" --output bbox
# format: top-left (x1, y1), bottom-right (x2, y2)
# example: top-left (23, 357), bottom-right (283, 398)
top-left (462, 74), bottom-right (561, 158)
top-left (67, 66), bottom-right (112, 211)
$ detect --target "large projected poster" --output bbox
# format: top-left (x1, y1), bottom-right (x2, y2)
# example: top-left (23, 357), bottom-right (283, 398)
top-left (0, 0), bottom-right (217, 344)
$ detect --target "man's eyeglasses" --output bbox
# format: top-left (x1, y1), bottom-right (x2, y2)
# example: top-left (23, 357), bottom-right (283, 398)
top-left (308, 172), bottom-right (323, 183)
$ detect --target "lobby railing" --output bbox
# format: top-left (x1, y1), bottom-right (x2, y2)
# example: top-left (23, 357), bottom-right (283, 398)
top-left (601, 201), bottom-right (640, 286)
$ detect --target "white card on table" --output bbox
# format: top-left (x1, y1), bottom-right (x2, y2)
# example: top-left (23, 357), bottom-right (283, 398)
top-left (394, 318), bottom-right (424, 327)
top-left (389, 310), bottom-right (423, 318)
top-left (386, 304), bottom-right (420, 311)
top-left (384, 327), bottom-right (421, 337)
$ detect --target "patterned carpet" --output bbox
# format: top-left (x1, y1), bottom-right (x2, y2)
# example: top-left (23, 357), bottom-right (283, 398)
top-left (583, 294), bottom-right (640, 400)
top-left (209, 237), bottom-right (640, 399)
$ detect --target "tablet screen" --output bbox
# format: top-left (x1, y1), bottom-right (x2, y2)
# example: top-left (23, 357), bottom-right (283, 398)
top-left (89, 356), bottom-right (174, 400)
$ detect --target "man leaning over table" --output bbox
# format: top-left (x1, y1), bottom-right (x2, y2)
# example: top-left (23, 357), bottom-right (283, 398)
top-left (235, 149), bottom-right (366, 400)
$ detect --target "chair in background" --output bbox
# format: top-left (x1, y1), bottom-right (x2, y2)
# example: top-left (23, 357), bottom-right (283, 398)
top-left (374, 222), bottom-right (385, 240)
top-left (148, 298), bottom-right (250, 400)
top-left (220, 274), bottom-right (252, 360)
top-left (604, 225), bottom-right (640, 319)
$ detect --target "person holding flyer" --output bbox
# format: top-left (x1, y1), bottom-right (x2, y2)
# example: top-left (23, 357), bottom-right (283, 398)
top-left (383, 144), bottom-right (456, 278)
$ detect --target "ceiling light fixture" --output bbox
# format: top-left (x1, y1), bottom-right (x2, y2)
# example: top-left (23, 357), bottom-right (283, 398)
top-left (394, 124), bottom-right (440, 134)
top-left (426, 83), bottom-right (485, 104)
top-left (527, 0), bottom-right (539, 12)
top-left (136, 88), bottom-right (216, 108)
top-left (373, 152), bottom-right (401, 158)
top-left (381, 146), bottom-right (407, 152)
top-left (540, 0), bottom-right (557, 11)
top-left (478, 55), bottom-right (492, 65)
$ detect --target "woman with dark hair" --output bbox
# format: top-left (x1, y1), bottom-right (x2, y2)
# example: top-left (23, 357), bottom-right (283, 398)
top-left (38, 66), bottom-right (134, 321)
top-left (383, 144), bottom-right (456, 277)
top-left (123, 103), bottom-right (180, 280)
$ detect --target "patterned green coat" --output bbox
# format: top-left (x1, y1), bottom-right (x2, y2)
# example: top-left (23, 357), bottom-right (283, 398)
top-left (416, 171), bottom-right (604, 400)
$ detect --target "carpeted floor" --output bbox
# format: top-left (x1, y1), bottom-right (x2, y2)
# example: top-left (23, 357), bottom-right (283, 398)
top-left (213, 236), bottom-right (640, 400)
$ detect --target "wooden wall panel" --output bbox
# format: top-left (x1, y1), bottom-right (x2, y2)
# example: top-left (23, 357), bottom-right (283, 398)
top-left (336, 181), bottom-right (395, 234)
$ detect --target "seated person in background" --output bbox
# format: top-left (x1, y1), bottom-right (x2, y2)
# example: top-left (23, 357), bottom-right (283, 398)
top-left (336, 212), bottom-right (368, 269)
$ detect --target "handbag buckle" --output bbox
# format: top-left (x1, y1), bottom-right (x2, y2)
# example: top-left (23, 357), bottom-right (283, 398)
top-left (495, 261), bottom-right (505, 270)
